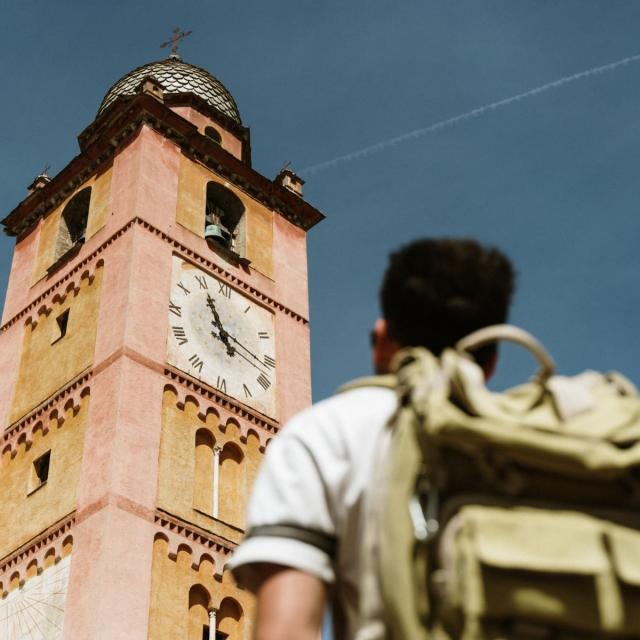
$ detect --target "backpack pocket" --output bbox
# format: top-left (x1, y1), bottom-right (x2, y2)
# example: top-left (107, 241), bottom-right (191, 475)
top-left (606, 525), bottom-right (640, 633)
top-left (437, 505), bottom-right (640, 638)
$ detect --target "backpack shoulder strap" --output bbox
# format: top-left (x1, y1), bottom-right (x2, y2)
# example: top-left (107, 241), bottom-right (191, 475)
top-left (337, 374), bottom-right (397, 395)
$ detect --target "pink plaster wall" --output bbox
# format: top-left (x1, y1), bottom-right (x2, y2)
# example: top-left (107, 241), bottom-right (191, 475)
top-left (273, 214), bottom-right (310, 319)
top-left (110, 127), bottom-right (181, 236)
top-left (123, 227), bottom-right (173, 363)
top-left (275, 313), bottom-right (312, 422)
top-left (1, 225), bottom-right (40, 324)
top-left (64, 505), bottom-right (157, 640)
top-left (65, 356), bottom-right (166, 638)
top-left (64, 217), bottom-right (172, 638)
top-left (170, 105), bottom-right (243, 160)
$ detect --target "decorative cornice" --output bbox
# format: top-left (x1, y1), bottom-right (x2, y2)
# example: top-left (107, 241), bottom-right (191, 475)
top-left (164, 365), bottom-right (280, 440)
top-left (84, 91), bottom-right (252, 165)
top-left (0, 512), bottom-right (75, 586)
top-left (0, 217), bottom-right (308, 334)
top-left (3, 93), bottom-right (324, 237)
top-left (155, 509), bottom-right (236, 580)
top-left (164, 370), bottom-right (278, 442)
top-left (2, 371), bottom-right (91, 455)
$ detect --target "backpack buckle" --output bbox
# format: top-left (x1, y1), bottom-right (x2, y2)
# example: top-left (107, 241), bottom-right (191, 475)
top-left (409, 481), bottom-right (440, 542)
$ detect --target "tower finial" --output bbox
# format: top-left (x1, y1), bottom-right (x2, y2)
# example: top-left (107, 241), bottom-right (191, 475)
top-left (160, 27), bottom-right (192, 59)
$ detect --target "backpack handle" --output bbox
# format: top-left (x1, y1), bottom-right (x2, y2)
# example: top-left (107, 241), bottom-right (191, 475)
top-left (455, 324), bottom-right (556, 383)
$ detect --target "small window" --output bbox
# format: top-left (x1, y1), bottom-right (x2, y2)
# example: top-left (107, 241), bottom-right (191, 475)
top-left (204, 182), bottom-right (246, 255)
top-left (54, 187), bottom-right (91, 262)
top-left (29, 451), bottom-right (51, 493)
top-left (204, 126), bottom-right (222, 144)
top-left (52, 309), bottom-right (70, 343)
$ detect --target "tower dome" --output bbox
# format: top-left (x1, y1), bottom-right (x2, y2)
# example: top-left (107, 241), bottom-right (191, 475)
top-left (97, 57), bottom-right (242, 124)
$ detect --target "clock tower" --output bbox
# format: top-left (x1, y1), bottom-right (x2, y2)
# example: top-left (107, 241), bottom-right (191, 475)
top-left (0, 54), bottom-right (323, 639)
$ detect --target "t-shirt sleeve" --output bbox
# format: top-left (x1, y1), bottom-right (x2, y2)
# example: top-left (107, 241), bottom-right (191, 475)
top-left (228, 414), bottom-right (344, 591)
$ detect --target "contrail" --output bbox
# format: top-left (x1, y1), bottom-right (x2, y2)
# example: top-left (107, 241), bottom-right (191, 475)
top-left (301, 52), bottom-right (640, 176)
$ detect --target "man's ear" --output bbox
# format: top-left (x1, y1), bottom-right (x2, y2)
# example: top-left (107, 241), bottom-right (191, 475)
top-left (372, 318), bottom-right (401, 374)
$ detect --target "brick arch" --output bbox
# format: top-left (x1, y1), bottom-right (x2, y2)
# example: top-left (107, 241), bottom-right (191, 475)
top-left (218, 596), bottom-right (244, 638)
top-left (218, 442), bottom-right (244, 527)
top-left (194, 428), bottom-right (216, 514)
top-left (188, 583), bottom-right (211, 640)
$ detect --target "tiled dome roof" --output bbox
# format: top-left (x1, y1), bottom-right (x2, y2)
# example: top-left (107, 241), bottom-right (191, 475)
top-left (97, 57), bottom-right (241, 124)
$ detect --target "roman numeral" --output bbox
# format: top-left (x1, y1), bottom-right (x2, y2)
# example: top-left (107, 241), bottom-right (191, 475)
top-left (243, 384), bottom-right (252, 398)
top-left (169, 301), bottom-right (182, 317)
top-left (177, 281), bottom-right (191, 296)
top-left (195, 275), bottom-right (208, 290)
top-left (172, 326), bottom-right (188, 345)
top-left (188, 354), bottom-right (204, 373)
top-left (264, 354), bottom-right (276, 369)
top-left (218, 282), bottom-right (231, 298)
top-left (258, 331), bottom-right (269, 339)
top-left (257, 373), bottom-right (271, 391)
top-left (216, 376), bottom-right (227, 394)
top-left (244, 306), bottom-right (251, 314)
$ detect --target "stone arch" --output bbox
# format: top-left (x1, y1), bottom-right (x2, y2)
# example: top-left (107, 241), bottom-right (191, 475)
top-left (31, 421), bottom-right (45, 441)
top-left (204, 126), bottom-right (222, 144)
top-left (9, 571), bottom-right (20, 592)
top-left (176, 543), bottom-right (194, 569)
top-left (218, 596), bottom-right (243, 638)
top-left (62, 535), bottom-right (73, 557)
top-left (218, 442), bottom-right (244, 527)
top-left (194, 428), bottom-right (216, 514)
top-left (44, 547), bottom-right (56, 568)
top-left (26, 558), bottom-right (39, 579)
top-left (204, 182), bottom-right (246, 255)
top-left (245, 429), bottom-right (263, 494)
top-left (55, 187), bottom-right (91, 261)
top-left (188, 583), bottom-right (211, 640)
top-left (196, 552), bottom-right (216, 575)
top-left (221, 417), bottom-right (241, 439)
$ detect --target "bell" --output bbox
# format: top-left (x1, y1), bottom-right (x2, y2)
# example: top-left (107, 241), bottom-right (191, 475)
top-left (205, 224), bottom-right (231, 247)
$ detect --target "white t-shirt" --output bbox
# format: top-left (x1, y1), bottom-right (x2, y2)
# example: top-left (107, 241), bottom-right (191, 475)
top-left (229, 385), bottom-right (397, 640)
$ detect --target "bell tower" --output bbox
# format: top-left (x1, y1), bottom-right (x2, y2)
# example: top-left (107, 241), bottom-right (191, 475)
top-left (0, 52), bottom-right (323, 639)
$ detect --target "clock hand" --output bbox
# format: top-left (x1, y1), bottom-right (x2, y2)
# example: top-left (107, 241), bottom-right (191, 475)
top-left (206, 294), bottom-right (224, 330)
top-left (210, 330), bottom-right (269, 376)
top-left (226, 334), bottom-right (268, 368)
top-left (206, 294), bottom-right (236, 357)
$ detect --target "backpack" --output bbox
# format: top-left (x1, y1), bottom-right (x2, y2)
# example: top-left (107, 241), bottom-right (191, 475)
top-left (346, 325), bottom-right (640, 640)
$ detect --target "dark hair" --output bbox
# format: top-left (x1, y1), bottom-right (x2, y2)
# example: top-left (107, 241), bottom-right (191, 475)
top-left (380, 238), bottom-right (515, 368)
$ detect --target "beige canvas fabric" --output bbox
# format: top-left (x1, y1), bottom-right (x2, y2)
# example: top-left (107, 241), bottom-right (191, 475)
top-left (350, 325), bottom-right (640, 640)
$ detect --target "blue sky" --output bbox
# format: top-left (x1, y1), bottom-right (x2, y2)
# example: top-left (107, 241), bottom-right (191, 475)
top-left (2, 0), bottom-right (639, 400)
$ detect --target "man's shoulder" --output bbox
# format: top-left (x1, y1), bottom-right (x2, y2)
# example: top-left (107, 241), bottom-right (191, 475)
top-left (281, 383), bottom-right (397, 446)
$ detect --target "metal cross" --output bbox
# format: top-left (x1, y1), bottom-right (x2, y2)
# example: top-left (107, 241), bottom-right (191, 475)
top-left (160, 27), bottom-right (192, 57)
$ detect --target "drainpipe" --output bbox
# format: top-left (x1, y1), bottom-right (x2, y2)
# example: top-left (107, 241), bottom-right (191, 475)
top-left (212, 446), bottom-right (221, 518)
top-left (208, 609), bottom-right (217, 640)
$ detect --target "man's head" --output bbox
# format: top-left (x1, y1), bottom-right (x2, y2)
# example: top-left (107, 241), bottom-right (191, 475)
top-left (374, 238), bottom-right (515, 376)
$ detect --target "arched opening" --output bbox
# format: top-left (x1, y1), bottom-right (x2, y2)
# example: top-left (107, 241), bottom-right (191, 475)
top-left (218, 597), bottom-right (243, 639)
top-left (55, 187), bottom-right (91, 261)
top-left (204, 182), bottom-right (245, 255)
top-left (193, 429), bottom-right (215, 514)
top-left (204, 126), bottom-right (222, 145)
top-left (188, 584), bottom-right (211, 640)
top-left (218, 443), bottom-right (244, 527)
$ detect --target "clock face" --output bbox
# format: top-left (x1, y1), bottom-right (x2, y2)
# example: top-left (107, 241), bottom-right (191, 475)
top-left (167, 256), bottom-right (277, 417)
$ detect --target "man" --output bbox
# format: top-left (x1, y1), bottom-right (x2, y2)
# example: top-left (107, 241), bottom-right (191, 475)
top-left (229, 238), bottom-right (515, 640)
